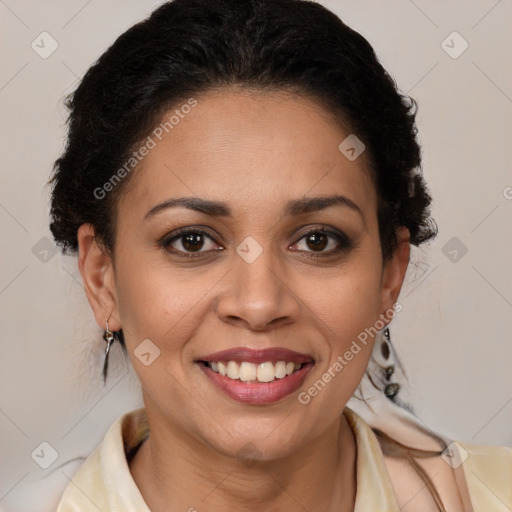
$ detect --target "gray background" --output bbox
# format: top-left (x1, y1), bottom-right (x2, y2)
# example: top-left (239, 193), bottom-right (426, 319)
top-left (1, 1), bottom-right (511, 510)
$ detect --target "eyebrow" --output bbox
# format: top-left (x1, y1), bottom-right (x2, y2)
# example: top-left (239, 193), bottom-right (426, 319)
top-left (143, 194), bottom-right (363, 221)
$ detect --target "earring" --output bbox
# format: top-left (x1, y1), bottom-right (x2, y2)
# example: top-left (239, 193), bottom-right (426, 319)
top-left (102, 319), bottom-right (115, 382)
top-left (381, 327), bottom-right (400, 400)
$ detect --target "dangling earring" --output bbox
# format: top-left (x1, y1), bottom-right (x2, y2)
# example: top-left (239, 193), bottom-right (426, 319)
top-left (381, 327), bottom-right (400, 400)
top-left (102, 319), bottom-right (115, 383)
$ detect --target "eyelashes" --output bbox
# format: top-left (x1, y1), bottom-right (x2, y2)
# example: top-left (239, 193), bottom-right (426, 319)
top-left (290, 227), bottom-right (352, 257)
top-left (158, 226), bottom-right (353, 260)
top-left (159, 227), bottom-right (221, 258)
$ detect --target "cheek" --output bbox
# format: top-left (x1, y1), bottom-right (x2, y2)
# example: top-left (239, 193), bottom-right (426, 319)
top-left (295, 273), bottom-right (381, 418)
top-left (306, 256), bottom-right (383, 334)
top-left (113, 252), bottom-right (226, 371)
top-left (302, 256), bottom-right (382, 377)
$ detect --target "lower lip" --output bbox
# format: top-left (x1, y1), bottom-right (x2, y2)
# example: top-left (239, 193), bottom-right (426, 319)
top-left (198, 363), bottom-right (314, 404)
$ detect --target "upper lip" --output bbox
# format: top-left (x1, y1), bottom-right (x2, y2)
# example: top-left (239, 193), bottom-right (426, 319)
top-left (197, 347), bottom-right (314, 365)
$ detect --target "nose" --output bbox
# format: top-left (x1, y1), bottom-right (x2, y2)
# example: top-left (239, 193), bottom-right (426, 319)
top-left (216, 244), bottom-right (301, 332)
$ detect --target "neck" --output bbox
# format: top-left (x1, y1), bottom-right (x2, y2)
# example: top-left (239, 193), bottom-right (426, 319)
top-left (130, 407), bottom-right (357, 512)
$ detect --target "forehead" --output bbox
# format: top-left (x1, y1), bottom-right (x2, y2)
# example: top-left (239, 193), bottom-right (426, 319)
top-left (119, 88), bottom-right (377, 220)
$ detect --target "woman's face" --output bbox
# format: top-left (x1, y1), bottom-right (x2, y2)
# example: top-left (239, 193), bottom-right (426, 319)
top-left (80, 88), bottom-right (409, 460)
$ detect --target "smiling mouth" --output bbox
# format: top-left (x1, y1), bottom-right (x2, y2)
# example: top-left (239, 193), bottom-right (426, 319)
top-left (195, 346), bottom-right (315, 403)
top-left (199, 360), bottom-right (309, 383)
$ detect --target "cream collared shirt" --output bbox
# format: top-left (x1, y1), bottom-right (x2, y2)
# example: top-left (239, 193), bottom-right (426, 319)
top-left (56, 407), bottom-right (512, 511)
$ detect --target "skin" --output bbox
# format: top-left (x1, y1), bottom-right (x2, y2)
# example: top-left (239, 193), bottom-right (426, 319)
top-left (78, 88), bottom-right (414, 512)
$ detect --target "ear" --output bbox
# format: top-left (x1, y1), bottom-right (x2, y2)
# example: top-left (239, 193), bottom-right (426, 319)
top-left (380, 226), bottom-right (410, 317)
top-left (77, 224), bottom-right (121, 331)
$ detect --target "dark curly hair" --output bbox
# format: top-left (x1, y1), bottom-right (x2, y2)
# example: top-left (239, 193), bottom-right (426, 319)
top-left (48, 0), bottom-right (436, 261)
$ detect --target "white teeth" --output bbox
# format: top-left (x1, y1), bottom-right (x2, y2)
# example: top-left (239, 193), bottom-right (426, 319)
top-left (207, 360), bottom-right (306, 382)
top-left (239, 362), bottom-right (257, 382)
top-left (257, 362), bottom-right (275, 383)
top-left (274, 361), bottom-right (287, 379)
top-left (227, 361), bottom-right (239, 379)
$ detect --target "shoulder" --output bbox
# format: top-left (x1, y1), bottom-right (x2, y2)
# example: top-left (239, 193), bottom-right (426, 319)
top-left (456, 440), bottom-right (512, 511)
top-left (457, 439), bottom-right (512, 466)
top-left (56, 408), bottom-right (150, 512)
top-left (56, 446), bottom-right (107, 512)
top-left (381, 440), bottom-right (512, 512)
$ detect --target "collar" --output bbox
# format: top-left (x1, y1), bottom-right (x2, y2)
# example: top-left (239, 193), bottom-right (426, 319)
top-left (59, 407), bottom-right (403, 511)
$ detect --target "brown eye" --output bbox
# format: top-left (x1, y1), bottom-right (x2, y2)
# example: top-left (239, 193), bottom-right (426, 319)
top-left (160, 228), bottom-right (222, 257)
top-left (291, 228), bottom-right (352, 257)
top-left (181, 232), bottom-right (205, 252)
top-left (304, 232), bottom-right (329, 251)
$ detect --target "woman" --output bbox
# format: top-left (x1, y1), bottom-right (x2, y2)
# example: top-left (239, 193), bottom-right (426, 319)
top-left (49, 0), bottom-right (511, 510)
